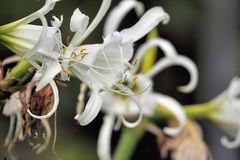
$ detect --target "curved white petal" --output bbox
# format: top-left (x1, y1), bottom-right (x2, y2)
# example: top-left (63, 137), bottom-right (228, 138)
top-left (120, 7), bottom-right (170, 43)
top-left (74, 91), bottom-right (103, 125)
top-left (70, 8), bottom-right (89, 33)
top-left (121, 95), bottom-right (143, 128)
top-left (27, 80), bottom-right (59, 119)
top-left (70, 0), bottom-right (112, 46)
top-left (135, 38), bottom-right (177, 60)
top-left (133, 38), bottom-right (178, 71)
top-left (97, 115), bottom-right (115, 160)
top-left (221, 128), bottom-right (240, 149)
top-left (36, 60), bottom-right (62, 91)
top-left (0, 0), bottom-right (59, 32)
top-left (37, 0), bottom-right (60, 16)
top-left (104, 0), bottom-right (144, 35)
top-left (146, 56), bottom-right (198, 93)
top-left (151, 93), bottom-right (186, 136)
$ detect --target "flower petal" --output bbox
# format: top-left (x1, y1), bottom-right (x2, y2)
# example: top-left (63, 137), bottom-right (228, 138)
top-left (151, 93), bottom-right (186, 136)
top-left (135, 38), bottom-right (177, 61)
top-left (36, 60), bottom-right (62, 91)
top-left (74, 91), bottom-right (103, 125)
top-left (70, 8), bottom-right (89, 33)
top-left (97, 115), bottom-right (115, 160)
top-left (133, 38), bottom-right (178, 72)
top-left (146, 56), bottom-right (198, 93)
top-left (221, 128), bottom-right (240, 149)
top-left (121, 95), bottom-right (143, 128)
top-left (104, 0), bottom-right (144, 35)
top-left (27, 80), bottom-right (59, 119)
top-left (70, 0), bottom-right (112, 46)
top-left (120, 7), bottom-right (170, 43)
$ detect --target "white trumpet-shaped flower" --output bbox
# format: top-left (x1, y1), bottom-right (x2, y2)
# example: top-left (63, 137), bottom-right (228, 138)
top-left (208, 77), bottom-right (240, 149)
top-left (73, 4), bottom-right (170, 127)
top-left (0, 0), bottom-right (62, 119)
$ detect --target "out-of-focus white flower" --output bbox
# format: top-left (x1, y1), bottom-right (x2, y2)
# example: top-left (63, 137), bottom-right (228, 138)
top-left (208, 77), bottom-right (240, 149)
top-left (73, 5), bottom-right (170, 127)
top-left (97, 37), bottom-right (198, 160)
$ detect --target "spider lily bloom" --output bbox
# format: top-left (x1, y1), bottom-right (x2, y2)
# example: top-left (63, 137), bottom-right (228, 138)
top-left (0, 0), bottom-right (62, 85)
top-left (97, 38), bottom-right (198, 160)
top-left (208, 77), bottom-right (240, 149)
top-left (0, 0), bottom-right (62, 119)
top-left (72, 5), bottom-right (170, 126)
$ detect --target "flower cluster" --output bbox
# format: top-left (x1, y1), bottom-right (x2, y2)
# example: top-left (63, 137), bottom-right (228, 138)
top-left (1, 0), bottom-right (239, 159)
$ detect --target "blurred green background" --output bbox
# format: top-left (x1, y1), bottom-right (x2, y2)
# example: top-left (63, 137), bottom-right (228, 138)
top-left (1, 0), bottom-right (240, 159)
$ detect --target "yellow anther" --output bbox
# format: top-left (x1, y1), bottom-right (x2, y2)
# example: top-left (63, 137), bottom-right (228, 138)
top-left (72, 52), bottom-right (78, 60)
top-left (131, 76), bottom-right (138, 87)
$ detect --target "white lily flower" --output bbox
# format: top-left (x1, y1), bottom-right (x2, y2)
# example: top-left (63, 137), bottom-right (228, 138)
top-left (208, 77), bottom-right (240, 149)
top-left (96, 37), bottom-right (200, 160)
top-left (72, 6), bottom-right (170, 126)
top-left (0, 0), bottom-right (63, 90)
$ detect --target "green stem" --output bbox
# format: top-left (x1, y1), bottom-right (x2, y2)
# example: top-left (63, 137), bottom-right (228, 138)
top-left (113, 127), bottom-right (144, 160)
top-left (9, 60), bottom-right (32, 79)
top-left (154, 102), bottom-right (216, 120)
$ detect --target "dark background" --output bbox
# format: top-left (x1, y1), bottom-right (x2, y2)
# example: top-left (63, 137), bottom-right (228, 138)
top-left (0, 0), bottom-right (240, 159)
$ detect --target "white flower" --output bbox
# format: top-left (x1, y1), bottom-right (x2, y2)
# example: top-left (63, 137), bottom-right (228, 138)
top-left (0, 0), bottom-right (62, 119)
top-left (72, 5), bottom-right (170, 126)
top-left (97, 37), bottom-right (198, 160)
top-left (209, 77), bottom-right (240, 149)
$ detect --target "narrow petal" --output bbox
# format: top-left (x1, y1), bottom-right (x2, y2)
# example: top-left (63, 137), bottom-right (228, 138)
top-left (134, 38), bottom-right (178, 71)
top-left (70, 0), bottom-right (112, 46)
top-left (27, 80), bottom-right (59, 119)
top-left (36, 0), bottom-right (61, 17)
top-left (74, 91), bottom-right (103, 125)
top-left (221, 128), bottom-right (240, 149)
top-left (104, 0), bottom-right (144, 35)
top-left (70, 8), bottom-right (89, 33)
top-left (120, 7), bottom-right (170, 43)
top-left (151, 93), bottom-right (186, 136)
top-left (146, 56), bottom-right (198, 93)
top-left (36, 60), bottom-right (62, 91)
top-left (121, 94), bottom-right (143, 128)
top-left (0, 0), bottom-right (60, 32)
top-left (97, 115), bottom-right (115, 160)
top-left (135, 38), bottom-right (177, 61)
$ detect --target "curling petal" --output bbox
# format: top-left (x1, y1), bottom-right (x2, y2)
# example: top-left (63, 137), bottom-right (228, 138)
top-left (27, 80), bottom-right (59, 119)
top-left (71, 0), bottom-right (112, 46)
top-left (70, 8), bottom-right (89, 33)
top-left (146, 56), bottom-right (198, 93)
top-left (120, 7), bottom-right (169, 43)
top-left (74, 91), bottom-right (103, 125)
top-left (133, 38), bottom-right (178, 72)
top-left (121, 95), bottom-right (143, 128)
top-left (36, 60), bottom-right (62, 91)
top-left (151, 93), bottom-right (186, 136)
top-left (97, 115), bottom-right (115, 160)
top-left (104, 0), bottom-right (144, 35)
top-left (221, 128), bottom-right (240, 149)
